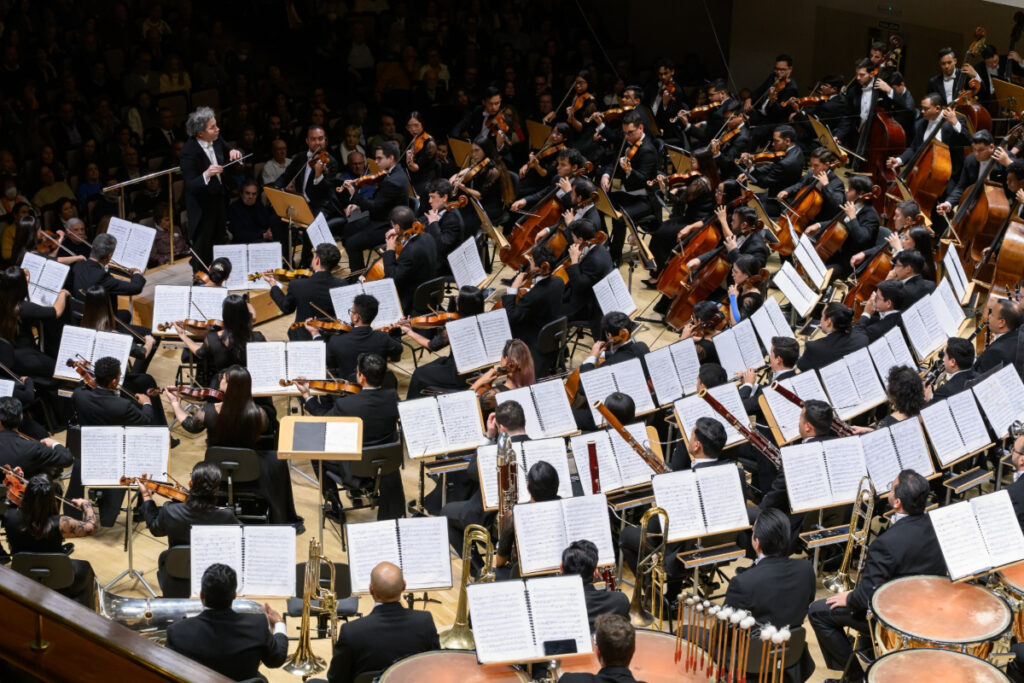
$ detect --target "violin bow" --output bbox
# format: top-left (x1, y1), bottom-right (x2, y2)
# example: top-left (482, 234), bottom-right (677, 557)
top-left (113, 316), bottom-right (147, 343)
top-left (552, 82), bottom-right (577, 116)
top-left (189, 248), bottom-right (211, 274)
top-left (309, 301), bottom-right (342, 324)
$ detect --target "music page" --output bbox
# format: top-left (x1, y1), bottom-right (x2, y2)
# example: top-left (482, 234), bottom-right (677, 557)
top-left (569, 432), bottom-right (620, 493)
top-left (928, 501), bottom-right (988, 581)
top-left (561, 494), bottom-right (615, 565)
top-left (328, 283), bottom-right (360, 325)
top-left (466, 581), bottom-right (533, 664)
top-left (773, 262), bottom-right (817, 318)
top-left (972, 366), bottom-right (1024, 438)
top-left (972, 491), bottom-right (1024, 571)
top-left (151, 286), bottom-right (191, 330)
top-left (530, 379), bottom-right (578, 437)
top-left (593, 269), bottom-right (636, 316)
top-left (822, 436), bottom-right (868, 503)
top-left (652, 471), bottom-right (704, 541)
top-left (244, 243), bottom-right (282, 291)
top-left (889, 418), bottom-right (935, 478)
top-left (122, 427), bottom-right (169, 481)
top-left (361, 279), bottom-right (404, 328)
top-left (80, 426), bottom-right (125, 485)
top-left (107, 217), bottom-right (155, 273)
top-left (190, 525), bottom-right (243, 597)
top-left (346, 520), bottom-right (401, 594)
top-left (448, 236), bottom-right (487, 289)
top-left (780, 442), bottom-right (833, 511)
top-left (478, 308), bottom-right (513, 361)
top-left (514, 500), bottom-right (568, 575)
top-left (522, 438), bottom-right (574, 501)
top-left (398, 517), bottom-right (453, 590)
top-left (53, 326), bottom-right (98, 380)
top-left (212, 244), bottom-right (250, 290)
top-left (398, 397), bottom-right (445, 457)
top-left (525, 576), bottom-right (592, 658)
top-left (323, 421), bottom-right (361, 454)
top-left (245, 341), bottom-right (287, 393)
top-left (859, 428), bottom-right (902, 492)
top-left (285, 341), bottom-right (326, 381)
top-left (189, 286), bottom-right (228, 322)
top-left (240, 526), bottom-right (295, 596)
top-left (436, 390), bottom-right (487, 451)
top-left (91, 331), bottom-right (133, 370)
top-left (447, 314), bottom-right (488, 373)
top-left (305, 213), bottom-right (334, 249)
top-left (697, 464), bottom-right (750, 535)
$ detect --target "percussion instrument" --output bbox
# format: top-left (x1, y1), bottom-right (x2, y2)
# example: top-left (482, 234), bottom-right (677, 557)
top-left (558, 628), bottom-right (713, 682)
top-left (378, 651), bottom-right (528, 682)
top-left (870, 575), bottom-right (1011, 660)
top-left (995, 562), bottom-right (1024, 640)
top-left (866, 649), bottom-right (1008, 682)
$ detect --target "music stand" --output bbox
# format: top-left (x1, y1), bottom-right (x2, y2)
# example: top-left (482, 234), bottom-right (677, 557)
top-left (91, 484), bottom-right (157, 597)
top-left (263, 187), bottom-right (316, 265)
top-left (525, 120), bottom-right (552, 149)
top-left (278, 415), bottom-right (363, 547)
top-left (447, 137), bottom-right (473, 168)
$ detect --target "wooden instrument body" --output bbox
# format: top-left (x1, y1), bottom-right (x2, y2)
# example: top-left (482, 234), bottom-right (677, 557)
top-left (990, 218), bottom-right (1024, 289)
top-left (657, 225), bottom-right (720, 299)
top-left (499, 195), bottom-right (563, 269)
top-left (899, 138), bottom-right (952, 216)
top-left (863, 108), bottom-right (906, 211)
top-left (956, 100), bottom-right (993, 133)
top-left (783, 183), bottom-right (824, 232)
top-left (961, 182), bottom-right (1012, 266)
top-left (844, 249), bottom-right (892, 317)
top-left (664, 255), bottom-right (730, 330)
top-left (814, 218), bottom-right (848, 262)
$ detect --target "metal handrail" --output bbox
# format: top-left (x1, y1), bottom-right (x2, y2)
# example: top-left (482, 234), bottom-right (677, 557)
top-left (100, 165), bottom-right (184, 268)
top-left (100, 165), bottom-right (181, 193)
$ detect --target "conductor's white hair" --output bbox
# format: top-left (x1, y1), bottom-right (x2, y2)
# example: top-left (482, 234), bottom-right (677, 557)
top-left (186, 107), bottom-right (216, 137)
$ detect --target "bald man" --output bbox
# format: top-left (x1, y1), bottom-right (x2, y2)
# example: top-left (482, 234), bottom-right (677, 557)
top-left (327, 562), bottom-right (439, 682)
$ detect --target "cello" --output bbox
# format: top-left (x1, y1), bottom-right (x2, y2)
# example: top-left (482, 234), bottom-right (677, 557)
top-left (663, 254), bottom-right (731, 331)
top-left (779, 155), bottom-right (842, 233)
top-left (813, 184), bottom-right (881, 262)
top-left (971, 199), bottom-right (1024, 290)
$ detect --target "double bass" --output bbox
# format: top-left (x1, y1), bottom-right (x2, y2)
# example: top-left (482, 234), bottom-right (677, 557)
top-left (972, 199), bottom-right (1024, 290)
top-left (853, 36), bottom-right (906, 201)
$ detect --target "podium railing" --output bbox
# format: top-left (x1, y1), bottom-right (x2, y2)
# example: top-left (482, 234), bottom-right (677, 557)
top-left (102, 166), bottom-right (184, 266)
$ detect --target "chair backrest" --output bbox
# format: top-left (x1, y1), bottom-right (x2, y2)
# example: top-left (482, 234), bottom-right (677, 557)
top-left (349, 440), bottom-right (404, 480)
top-left (411, 276), bottom-right (449, 314)
top-left (12, 552), bottom-right (75, 591)
top-left (67, 297), bottom-right (86, 326)
top-left (745, 625), bottom-right (806, 674)
top-left (353, 671), bottom-right (382, 683)
top-left (204, 446), bottom-right (262, 484)
top-left (164, 546), bottom-right (191, 580)
top-left (536, 316), bottom-right (568, 356)
top-left (294, 561), bottom-right (353, 600)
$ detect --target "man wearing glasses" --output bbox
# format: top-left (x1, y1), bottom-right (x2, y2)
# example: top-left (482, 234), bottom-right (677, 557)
top-left (744, 55), bottom-right (798, 145)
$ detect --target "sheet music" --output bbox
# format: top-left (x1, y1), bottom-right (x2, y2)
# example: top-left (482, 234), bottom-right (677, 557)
top-left (328, 283), bottom-right (360, 325)
top-left (448, 236), bottom-right (487, 289)
top-left (942, 247), bottom-right (968, 302)
top-left (972, 365), bottom-right (1024, 438)
top-left (447, 315), bottom-right (488, 373)
top-left (948, 390), bottom-right (993, 456)
top-left (859, 428), bottom-right (902, 492)
top-left (920, 400), bottom-right (967, 467)
top-left (822, 436), bottom-right (868, 503)
top-left (846, 348), bottom-right (887, 407)
top-left (902, 295), bottom-right (945, 361)
top-left (933, 279), bottom-right (965, 337)
top-left (122, 427), bottom-right (169, 481)
top-left (523, 438), bottom-right (575, 500)
top-left (398, 396), bottom-right (446, 457)
top-left (780, 442), bottom-right (833, 511)
top-left (750, 297), bottom-right (795, 353)
top-left (569, 432), bottom-right (621, 493)
top-left (608, 359), bottom-right (656, 416)
top-left (645, 344), bottom-right (682, 406)
top-left (476, 441), bottom-right (526, 508)
top-left (698, 464), bottom-right (750, 534)
top-left (80, 426), bottom-right (125, 485)
top-left (247, 243), bottom-right (283, 291)
top-left (361, 279), bottom-right (404, 328)
top-left (54, 326), bottom-right (97, 380)
top-left (818, 358), bottom-right (860, 414)
top-left (593, 269), bottom-right (636, 316)
top-left (973, 491), bottom-right (1024, 570)
top-left (929, 501), bottom-right (989, 580)
top-left (477, 309), bottom-right (513, 362)
top-left (323, 421), bottom-right (361, 453)
top-left (189, 286), bottom-right (228, 322)
top-left (652, 470), bottom-right (704, 541)
top-left (436, 390), bottom-right (487, 451)
top-left (92, 331), bottom-right (133, 369)
top-left (213, 244), bottom-right (250, 290)
top-left (561, 494), bottom-right (615, 565)
top-left (499, 386), bottom-right (543, 439)
top-left (761, 386), bottom-right (803, 443)
top-left (240, 526), bottom-right (295, 596)
top-left (674, 383), bottom-right (747, 446)
top-left (889, 418), bottom-right (935, 478)
top-left (305, 212), bottom-right (334, 249)
top-left (151, 285), bottom-right (191, 329)
top-left (285, 341), bottom-right (326, 381)
top-left (346, 520), bottom-right (402, 593)
top-left (794, 233), bottom-right (828, 289)
top-left (525, 576), bottom-right (592, 658)
top-left (514, 500), bottom-right (569, 575)
top-left (671, 338), bottom-right (702, 394)
top-left (868, 326), bottom-right (916, 382)
top-left (245, 341), bottom-right (287, 393)
top-left (189, 526), bottom-right (243, 598)
top-left (609, 422), bottom-right (659, 486)
top-left (530, 379), bottom-right (578, 437)
top-left (22, 252), bottom-right (68, 306)
top-left (397, 516), bottom-right (453, 590)
top-left (0, 380), bottom-right (13, 397)
top-left (579, 366), bottom-right (618, 426)
top-left (715, 319), bottom-right (765, 378)
top-left (773, 261), bottom-right (817, 318)
top-left (107, 217), bottom-right (156, 272)
top-left (466, 581), bottom-right (533, 663)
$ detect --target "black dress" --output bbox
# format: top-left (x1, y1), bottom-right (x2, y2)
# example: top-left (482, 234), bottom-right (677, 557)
top-left (12, 301), bottom-right (58, 376)
top-left (3, 509), bottom-right (96, 607)
top-left (193, 329), bottom-right (266, 387)
top-left (405, 329), bottom-right (464, 399)
top-left (182, 402), bottom-right (299, 524)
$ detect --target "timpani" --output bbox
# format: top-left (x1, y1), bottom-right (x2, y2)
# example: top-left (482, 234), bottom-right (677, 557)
top-left (995, 562), bottom-right (1024, 640)
top-left (557, 628), bottom-right (713, 682)
top-left (866, 649), bottom-right (1009, 682)
top-left (378, 650), bottom-right (529, 682)
top-left (870, 575), bottom-right (1012, 659)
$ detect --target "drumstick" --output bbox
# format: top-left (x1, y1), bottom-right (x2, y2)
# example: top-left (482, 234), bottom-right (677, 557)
top-left (769, 628), bottom-right (785, 683)
top-left (717, 607), bottom-right (731, 680)
top-left (706, 605), bottom-right (720, 677)
top-left (674, 597), bottom-right (685, 664)
top-left (729, 608), bottom-right (744, 683)
top-left (689, 596), bottom-right (698, 671)
top-left (740, 613), bottom-right (756, 683)
top-left (685, 595), bottom-right (695, 667)
top-left (758, 625), bottom-right (775, 683)
top-left (776, 627), bottom-right (791, 683)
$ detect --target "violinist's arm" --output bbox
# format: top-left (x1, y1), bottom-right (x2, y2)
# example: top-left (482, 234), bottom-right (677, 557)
top-left (59, 500), bottom-right (97, 539)
top-left (457, 183), bottom-right (481, 200)
top-left (165, 390), bottom-right (193, 426)
top-left (399, 325), bottom-right (432, 348)
top-left (138, 486), bottom-right (169, 536)
top-left (174, 325), bottom-right (204, 356)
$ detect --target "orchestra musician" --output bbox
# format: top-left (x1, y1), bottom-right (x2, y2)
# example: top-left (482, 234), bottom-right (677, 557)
top-left (886, 92), bottom-right (971, 197)
top-left (173, 293), bottom-right (266, 387)
top-left (808, 470), bottom-right (946, 683)
top-left (796, 303), bottom-right (868, 372)
top-left (501, 245), bottom-right (564, 374)
top-left (839, 59), bottom-right (907, 149)
top-left (519, 122), bottom-right (570, 197)
top-left (0, 265), bottom-right (68, 378)
top-left (450, 86), bottom-right (520, 158)
top-left (402, 286), bottom-right (485, 400)
top-left (848, 200), bottom-right (923, 274)
top-left (327, 562), bottom-right (439, 683)
top-left (936, 130), bottom-right (1009, 217)
top-left (557, 614), bottom-right (641, 683)
top-left (534, 177), bottom-right (604, 247)
top-left (138, 462), bottom-right (238, 597)
top-left (510, 147), bottom-right (587, 215)
top-left (599, 109), bottom-right (658, 265)
top-left (561, 539), bottom-right (629, 632)
top-left (777, 148), bottom-right (846, 223)
top-left (494, 460), bottom-right (560, 579)
top-left (67, 232), bottom-right (146, 323)
top-left (403, 111), bottom-right (438, 199)
top-left (925, 337), bottom-right (977, 403)
top-left (79, 285), bottom-right (161, 391)
top-left (875, 365), bottom-right (927, 430)
top-left (744, 55), bottom-right (799, 144)
top-left (166, 563), bottom-right (288, 681)
top-left (738, 125), bottom-right (804, 202)
top-left (674, 78), bottom-right (734, 146)
top-left (0, 397), bottom-right (72, 478)
top-left (853, 280), bottom-right (906, 342)
top-left (420, 178), bottom-right (466, 262)
top-left (976, 297), bottom-right (1022, 373)
top-left (890, 249), bottom-right (936, 305)
top-left (469, 339), bottom-right (536, 402)
top-left (967, 44), bottom-right (1024, 114)
top-left (679, 301), bottom-right (724, 364)
top-left (647, 59), bottom-right (682, 138)
top-left (558, 218), bottom-right (614, 333)
top-left (311, 294), bottom-right (403, 381)
top-left (926, 47), bottom-right (968, 105)
top-left (295, 353), bottom-right (404, 520)
top-left (265, 242), bottom-right (346, 341)
top-left (197, 256), bottom-right (232, 287)
top-left (383, 205), bottom-right (439, 313)
top-left (710, 101), bottom-right (752, 180)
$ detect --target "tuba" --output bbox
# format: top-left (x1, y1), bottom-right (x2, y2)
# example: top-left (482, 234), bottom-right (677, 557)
top-left (99, 590), bottom-right (264, 643)
top-left (439, 523), bottom-right (495, 649)
top-left (284, 537), bottom-right (337, 677)
top-left (629, 506), bottom-right (669, 630)
top-left (823, 476), bottom-right (875, 593)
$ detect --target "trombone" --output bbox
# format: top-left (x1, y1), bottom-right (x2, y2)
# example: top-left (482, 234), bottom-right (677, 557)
top-left (629, 506), bottom-right (670, 630)
top-left (822, 477), bottom-right (875, 593)
top-left (439, 523), bottom-right (495, 649)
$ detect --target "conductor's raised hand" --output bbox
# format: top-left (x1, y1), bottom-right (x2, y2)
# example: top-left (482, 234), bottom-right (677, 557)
top-left (229, 149), bottom-right (242, 162)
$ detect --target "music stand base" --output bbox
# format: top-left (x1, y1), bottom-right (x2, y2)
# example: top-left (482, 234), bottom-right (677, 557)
top-left (103, 568), bottom-right (157, 598)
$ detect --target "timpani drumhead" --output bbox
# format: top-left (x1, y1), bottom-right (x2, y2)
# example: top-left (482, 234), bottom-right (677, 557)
top-left (378, 650), bottom-right (529, 682)
top-left (998, 562), bottom-right (1024, 597)
top-left (558, 629), bottom-right (713, 682)
top-left (871, 575), bottom-right (1011, 644)
top-left (867, 649), bottom-right (1009, 682)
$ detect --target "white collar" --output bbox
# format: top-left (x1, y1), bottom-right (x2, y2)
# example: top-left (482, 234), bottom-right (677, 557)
top-left (890, 511), bottom-right (908, 523)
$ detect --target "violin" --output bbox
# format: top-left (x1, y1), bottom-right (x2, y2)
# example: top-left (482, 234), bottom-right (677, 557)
top-left (563, 328), bottom-right (631, 404)
top-left (485, 111), bottom-right (510, 134)
top-left (746, 150), bottom-right (786, 166)
top-left (670, 101), bottom-right (721, 124)
top-left (717, 126), bottom-right (743, 145)
top-left (308, 146), bottom-right (330, 168)
top-left (782, 95), bottom-right (829, 111)
top-left (157, 319), bottom-right (224, 334)
top-left (456, 157), bottom-right (493, 185)
top-left (154, 385), bottom-right (224, 402)
top-left (408, 132), bottom-right (431, 157)
top-left (121, 474), bottom-right (189, 502)
top-left (692, 311), bottom-right (727, 333)
top-left (584, 105), bottom-right (633, 124)
top-left (743, 268), bottom-right (771, 289)
top-left (3, 465), bottom-right (83, 509)
top-left (768, 75), bottom-right (789, 102)
top-left (66, 358), bottom-right (97, 388)
top-left (445, 195), bottom-right (468, 211)
top-left (289, 318), bottom-right (352, 334)
top-left (247, 268), bottom-right (313, 282)
top-left (384, 311), bottom-right (460, 330)
top-left (35, 229), bottom-right (61, 252)
top-left (279, 379), bottom-right (362, 395)
top-left (475, 357), bottom-right (519, 398)
top-left (648, 171), bottom-right (703, 188)
top-left (193, 271), bottom-right (212, 286)
top-left (571, 93), bottom-right (594, 114)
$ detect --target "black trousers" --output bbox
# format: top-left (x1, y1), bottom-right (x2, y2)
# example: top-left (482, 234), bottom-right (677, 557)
top-left (807, 599), bottom-right (870, 678)
top-left (341, 217), bottom-right (389, 271)
top-left (189, 201), bottom-right (227, 271)
top-left (606, 192), bottom-right (652, 264)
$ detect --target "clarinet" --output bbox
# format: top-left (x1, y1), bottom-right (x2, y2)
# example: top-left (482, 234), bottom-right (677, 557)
top-left (768, 381), bottom-right (856, 437)
top-left (586, 440), bottom-right (616, 591)
top-left (699, 389), bottom-right (782, 468)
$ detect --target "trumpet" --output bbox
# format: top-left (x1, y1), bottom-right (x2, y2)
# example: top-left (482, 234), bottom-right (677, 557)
top-left (822, 477), bottom-right (875, 593)
top-left (439, 524), bottom-right (495, 649)
top-left (628, 506), bottom-right (669, 630)
top-left (283, 537), bottom-right (337, 677)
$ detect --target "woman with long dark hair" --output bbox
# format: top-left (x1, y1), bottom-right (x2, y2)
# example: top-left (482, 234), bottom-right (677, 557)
top-left (4, 472), bottom-right (98, 607)
top-left (164, 365), bottom-right (300, 528)
top-left (403, 111), bottom-right (439, 198)
top-left (0, 265), bottom-right (70, 376)
top-left (173, 293), bottom-right (264, 386)
top-left (727, 254), bottom-right (766, 323)
top-left (139, 461), bottom-right (238, 597)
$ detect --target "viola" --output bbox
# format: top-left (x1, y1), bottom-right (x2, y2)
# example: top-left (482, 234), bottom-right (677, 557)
top-left (584, 105), bottom-right (633, 123)
top-left (279, 379), bottom-right (362, 395)
top-left (35, 229), bottom-right (61, 252)
top-left (157, 318), bottom-right (224, 334)
top-left (456, 158), bottom-right (493, 185)
top-left (3, 470), bottom-right (25, 506)
top-left (403, 311), bottom-right (460, 328)
top-left (782, 94), bottom-right (829, 111)
top-left (289, 318), bottom-right (352, 333)
top-left (121, 474), bottom-right (189, 502)
top-left (247, 268), bottom-right (313, 282)
top-left (571, 93), bottom-right (594, 114)
top-left (65, 358), bottom-right (97, 388)
top-left (621, 139), bottom-right (642, 174)
top-left (768, 76), bottom-right (789, 102)
top-left (648, 171), bottom-right (703, 188)
top-left (547, 216), bottom-right (605, 263)
top-left (352, 170), bottom-right (388, 189)
top-left (149, 385), bottom-right (224, 402)
top-left (670, 101), bottom-right (721, 124)
top-left (485, 111), bottom-right (510, 134)
top-left (474, 357), bottom-right (519, 399)
top-left (409, 132), bottom-right (431, 157)
top-left (747, 150), bottom-right (785, 166)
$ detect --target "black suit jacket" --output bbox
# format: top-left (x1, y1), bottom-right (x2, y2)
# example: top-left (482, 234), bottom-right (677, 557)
top-left (739, 368), bottom-right (795, 416)
top-left (72, 386), bottom-right (154, 426)
top-left (563, 244), bottom-right (614, 324)
top-left (180, 136), bottom-right (234, 237)
top-left (582, 581), bottom-right (630, 632)
top-left (946, 153), bottom-right (1006, 207)
top-left (272, 152), bottom-right (339, 214)
top-left (854, 311), bottom-right (902, 343)
top-left (714, 125), bottom-right (752, 179)
top-left (166, 607), bottom-right (288, 681)
top-left (559, 667), bottom-right (640, 683)
top-left (0, 430), bottom-right (73, 477)
top-left (900, 274), bottom-right (936, 306)
top-left (726, 555), bottom-right (815, 627)
top-left (327, 602), bottom-right (439, 683)
top-left (796, 330), bottom-right (870, 372)
top-left (324, 327), bottom-right (403, 381)
top-left (424, 207), bottom-right (465, 258)
top-left (931, 368), bottom-right (978, 402)
top-left (782, 170), bottom-right (846, 222)
top-left (847, 513), bottom-right (947, 614)
top-left (69, 258), bottom-right (145, 297)
top-left (750, 74), bottom-right (799, 124)
top-left (925, 73), bottom-right (967, 106)
top-left (747, 145), bottom-right (804, 196)
top-left (611, 135), bottom-right (658, 193)
top-left (269, 270), bottom-right (347, 327)
top-left (1008, 475), bottom-right (1024, 531)
top-left (305, 388), bottom-right (400, 446)
top-left (351, 166), bottom-right (411, 223)
top-left (141, 499), bottom-right (238, 548)
top-left (976, 330), bottom-right (1020, 373)
top-left (501, 275), bottom-right (565, 358)
top-left (383, 232), bottom-right (438, 313)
